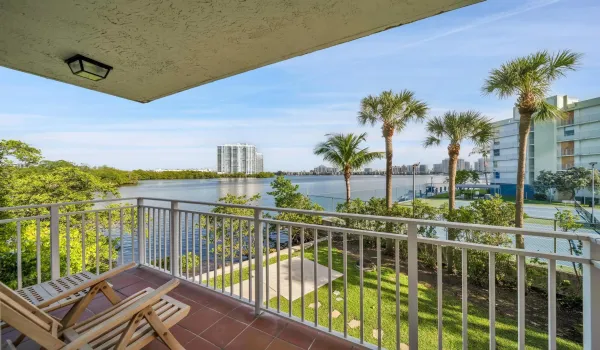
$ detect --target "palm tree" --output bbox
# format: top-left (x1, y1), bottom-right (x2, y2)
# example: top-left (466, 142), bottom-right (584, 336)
top-left (470, 144), bottom-right (491, 185)
top-left (314, 133), bottom-right (384, 203)
top-left (424, 111), bottom-right (494, 273)
top-left (358, 90), bottom-right (428, 209)
top-left (483, 50), bottom-right (581, 248)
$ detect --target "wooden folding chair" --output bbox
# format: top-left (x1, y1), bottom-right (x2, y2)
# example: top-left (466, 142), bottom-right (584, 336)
top-left (1, 262), bottom-right (136, 345)
top-left (1, 279), bottom-right (190, 350)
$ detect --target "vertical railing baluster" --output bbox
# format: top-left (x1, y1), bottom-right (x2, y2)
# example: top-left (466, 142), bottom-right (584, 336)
top-left (119, 208), bottom-right (124, 267)
top-left (36, 218), bottom-right (41, 284)
top-left (239, 218), bottom-right (243, 299)
top-left (248, 220), bottom-right (253, 302)
top-left (548, 258), bottom-right (556, 350)
top-left (193, 214), bottom-right (197, 282)
top-left (344, 232), bottom-right (348, 338)
top-left (130, 206), bottom-right (134, 264)
top-left (185, 212), bottom-right (189, 279)
top-left (314, 228), bottom-right (318, 327)
top-left (17, 221), bottom-right (22, 289)
top-left (359, 233), bottom-right (364, 344)
top-left (158, 209), bottom-right (162, 270)
top-left (517, 254), bottom-right (526, 350)
top-left (254, 209), bottom-right (263, 314)
top-left (66, 215), bottom-right (71, 276)
top-left (376, 236), bottom-right (382, 349)
top-left (82, 213), bottom-right (86, 272)
top-left (276, 224), bottom-right (281, 312)
top-left (407, 223), bottom-right (419, 349)
top-left (328, 229), bottom-right (333, 333)
top-left (206, 215), bottom-right (210, 286)
top-left (108, 210), bottom-right (113, 270)
top-left (221, 217), bottom-right (225, 293)
top-left (213, 216), bottom-right (217, 289)
top-left (582, 236), bottom-right (600, 349)
top-left (146, 208), bottom-right (151, 265)
top-left (170, 203), bottom-right (180, 277)
top-left (288, 225), bottom-right (292, 317)
top-left (489, 252), bottom-right (496, 350)
top-left (153, 209), bottom-right (157, 268)
top-left (462, 248), bottom-right (468, 350)
top-left (165, 209), bottom-right (170, 272)
top-left (230, 218), bottom-right (234, 296)
top-left (137, 199), bottom-right (145, 265)
top-left (95, 212), bottom-right (99, 274)
top-left (397, 240), bottom-right (402, 350)
top-left (50, 205), bottom-right (60, 279)
top-left (301, 227), bottom-right (305, 321)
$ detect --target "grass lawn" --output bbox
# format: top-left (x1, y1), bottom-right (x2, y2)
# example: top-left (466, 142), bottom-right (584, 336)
top-left (208, 242), bottom-right (581, 349)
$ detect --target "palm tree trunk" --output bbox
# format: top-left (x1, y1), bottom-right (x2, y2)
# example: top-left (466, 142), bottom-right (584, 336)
top-left (448, 148), bottom-right (459, 211)
top-left (344, 169), bottom-right (351, 204)
top-left (385, 134), bottom-right (393, 209)
top-left (515, 110), bottom-right (531, 249)
top-left (483, 156), bottom-right (489, 186)
top-left (446, 145), bottom-right (460, 273)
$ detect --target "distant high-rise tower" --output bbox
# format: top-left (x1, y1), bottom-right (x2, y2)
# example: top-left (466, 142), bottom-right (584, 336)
top-left (217, 144), bottom-right (259, 174)
top-left (256, 153), bottom-right (264, 173)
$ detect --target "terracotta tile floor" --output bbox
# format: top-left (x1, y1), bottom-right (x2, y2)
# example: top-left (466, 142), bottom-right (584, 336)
top-left (2, 266), bottom-right (366, 350)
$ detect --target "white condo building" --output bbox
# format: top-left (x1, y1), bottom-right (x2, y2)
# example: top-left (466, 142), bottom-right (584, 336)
top-left (256, 153), bottom-right (264, 173)
top-left (217, 144), bottom-right (260, 174)
top-left (490, 95), bottom-right (600, 186)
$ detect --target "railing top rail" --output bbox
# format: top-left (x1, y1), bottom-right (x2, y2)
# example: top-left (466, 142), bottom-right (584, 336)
top-left (261, 217), bottom-right (590, 264)
top-left (140, 197), bottom-right (593, 241)
top-left (0, 197), bottom-right (138, 212)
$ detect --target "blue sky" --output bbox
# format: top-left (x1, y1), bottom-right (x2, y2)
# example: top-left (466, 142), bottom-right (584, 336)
top-left (1, 0), bottom-right (599, 171)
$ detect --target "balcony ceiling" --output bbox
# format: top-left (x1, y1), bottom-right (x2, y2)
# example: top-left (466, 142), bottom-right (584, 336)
top-left (0, 0), bottom-right (481, 103)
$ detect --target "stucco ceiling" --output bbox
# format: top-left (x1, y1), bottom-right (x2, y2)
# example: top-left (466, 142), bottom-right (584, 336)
top-left (0, 0), bottom-right (481, 103)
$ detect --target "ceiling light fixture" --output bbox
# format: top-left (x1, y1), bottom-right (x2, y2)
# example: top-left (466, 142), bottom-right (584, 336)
top-left (65, 55), bottom-right (112, 81)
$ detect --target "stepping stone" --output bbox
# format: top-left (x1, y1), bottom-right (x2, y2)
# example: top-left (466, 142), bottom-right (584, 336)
top-left (333, 290), bottom-right (340, 296)
top-left (331, 310), bottom-right (341, 319)
top-left (400, 343), bottom-right (409, 350)
top-left (348, 319), bottom-right (361, 329)
top-left (336, 297), bottom-right (343, 302)
top-left (308, 302), bottom-right (321, 309)
top-left (372, 329), bottom-right (384, 340)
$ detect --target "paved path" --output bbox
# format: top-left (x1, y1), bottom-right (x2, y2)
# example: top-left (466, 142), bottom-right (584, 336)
top-left (223, 257), bottom-right (343, 302)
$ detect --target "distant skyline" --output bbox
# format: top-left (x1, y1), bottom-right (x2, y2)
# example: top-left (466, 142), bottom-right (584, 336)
top-left (1, 0), bottom-right (599, 171)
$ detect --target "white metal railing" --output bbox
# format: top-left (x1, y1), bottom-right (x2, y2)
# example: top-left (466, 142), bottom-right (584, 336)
top-left (1, 197), bottom-right (599, 349)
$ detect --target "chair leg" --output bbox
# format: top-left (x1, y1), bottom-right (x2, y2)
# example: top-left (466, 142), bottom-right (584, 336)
top-left (144, 309), bottom-right (184, 350)
top-left (115, 309), bottom-right (146, 350)
top-left (60, 284), bottom-right (100, 328)
top-left (97, 281), bottom-right (121, 305)
top-left (11, 334), bottom-right (25, 346)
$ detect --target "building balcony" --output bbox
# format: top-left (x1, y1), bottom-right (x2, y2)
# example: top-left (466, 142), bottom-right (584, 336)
top-left (1, 197), bottom-right (599, 349)
top-left (558, 149), bottom-right (575, 156)
top-left (558, 112), bottom-right (600, 127)
top-left (558, 129), bottom-right (600, 142)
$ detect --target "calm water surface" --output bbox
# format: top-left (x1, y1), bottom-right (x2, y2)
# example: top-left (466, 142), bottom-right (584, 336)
top-left (118, 175), bottom-right (447, 210)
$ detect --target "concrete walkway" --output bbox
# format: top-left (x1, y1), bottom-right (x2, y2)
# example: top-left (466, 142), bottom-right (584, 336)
top-left (223, 257), bottom-right (343, 302)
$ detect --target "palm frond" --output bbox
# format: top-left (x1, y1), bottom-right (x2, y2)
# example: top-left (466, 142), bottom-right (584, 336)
top-left (314, 133), bottom-right (382, 172)
top-left (533, 100), bottom-right (566, 122)
top-left (358, 89), bottom-right (428, 133)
